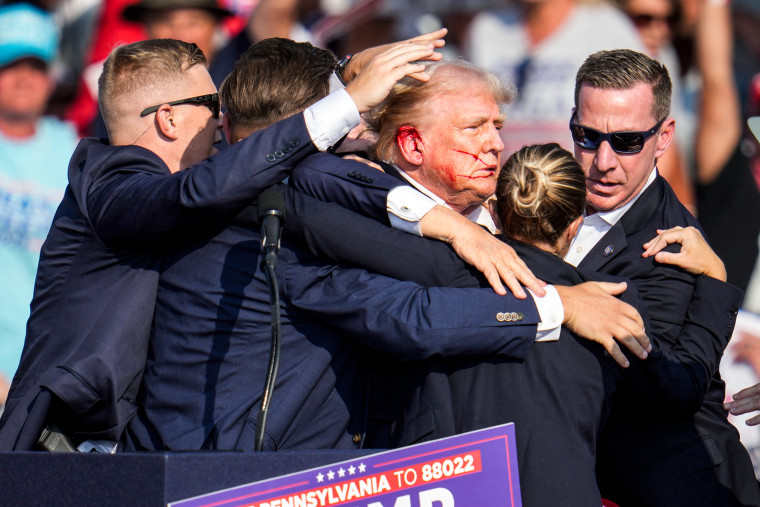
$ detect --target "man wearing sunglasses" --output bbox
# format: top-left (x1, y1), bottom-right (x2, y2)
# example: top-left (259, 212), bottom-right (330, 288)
top-left (0, 34), bottom-right (444, 452)
top-left (564, 49), bottom-right (760, 506)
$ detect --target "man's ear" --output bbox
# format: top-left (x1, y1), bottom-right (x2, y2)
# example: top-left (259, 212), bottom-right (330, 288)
top-left (155, 105), bottom-right (179, 140)
top-left (654, 117), bottom-right (675, 160)
top-left (222, 113), bottom-right (233, 145)
top-left (395, 126), bottom-right (424, 166)
top-left (566, 215), bottom-right (584, 244)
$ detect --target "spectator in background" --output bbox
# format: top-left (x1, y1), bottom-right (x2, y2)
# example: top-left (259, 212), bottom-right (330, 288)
top-left (692, 0), bottom-right (760, 294)
top-left (465, 0), bottom-right (643, 156)
top-left (619, 0), bottom-right (695, 211)
top-left (0, 3), bottom-right (78, 409)
top-left (464, 0), bottom-right (694, 211)
top-left (87, 0), bottom-right (312, 140)
top-left (122, 0), bottom-right (313, 89)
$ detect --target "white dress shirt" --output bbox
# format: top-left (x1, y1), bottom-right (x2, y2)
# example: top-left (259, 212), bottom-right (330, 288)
top-left (565, 168), bottom-right (658, 267)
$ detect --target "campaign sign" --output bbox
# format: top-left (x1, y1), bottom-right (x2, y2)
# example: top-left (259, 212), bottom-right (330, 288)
top-left (171, 423), bottom-right (521, 507)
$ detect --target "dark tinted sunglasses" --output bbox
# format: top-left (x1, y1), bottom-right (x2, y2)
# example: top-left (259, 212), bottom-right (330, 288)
top-left (569, 112), bottom-right (665, 154)
top-left (630, 13), bottom-right (677, 29)
top-left (140, 93), bottom-right (220, 119)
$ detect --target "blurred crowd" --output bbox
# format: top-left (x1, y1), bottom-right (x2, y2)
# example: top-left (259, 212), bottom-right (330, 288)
top-left (1, 0), bottom-right (760, 470)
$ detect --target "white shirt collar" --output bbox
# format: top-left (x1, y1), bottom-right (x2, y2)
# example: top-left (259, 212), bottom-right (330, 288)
top-left (393, 163), bottom-right (498, 234)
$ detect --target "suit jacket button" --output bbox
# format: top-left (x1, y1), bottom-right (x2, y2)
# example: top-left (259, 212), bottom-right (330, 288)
top-left (266, 154), bottom-right (276, 162)
top-left (497, 312), bottom-right (506, 322)
top-left (352, 433), bottom-right (362, 445)
top-left (283, 144), bottom-right (292, 153)
top-left (275, 150), bottom-right (284, 158)
top-left (730, 307), bottom-right (738, 316)
top-left (289, 139), bottom-right (299, 148)
top-left (516, 312), bottom-right (524, 320)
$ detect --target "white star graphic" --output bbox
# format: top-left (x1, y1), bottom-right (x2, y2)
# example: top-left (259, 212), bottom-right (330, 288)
top-left (348, 465), bottom-right (356, 475)
top-left (316, 473), bottom-right (324, 483)
top-left (338, 468), bottom-right (346, 478)
top-left (327, 470), bottom-right (335, 480)
top-left (358, 463), bottom-right (366, 473)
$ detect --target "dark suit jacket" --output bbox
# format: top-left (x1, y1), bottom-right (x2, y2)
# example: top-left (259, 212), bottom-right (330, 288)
top-left (0, 113), bottom-right (318, 451)
top-left (579, 175), bottom-right (759, 507)
top-left (124, 192), bottom-right (542, 452)
top-left (290, 154), bottom-right (755, 505)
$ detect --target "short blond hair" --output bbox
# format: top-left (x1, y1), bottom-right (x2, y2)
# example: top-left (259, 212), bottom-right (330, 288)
top-left (98, 39), bottom-right (207, 133)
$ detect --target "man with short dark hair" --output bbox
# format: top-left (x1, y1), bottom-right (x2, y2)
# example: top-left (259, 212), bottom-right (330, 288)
top-left (566, 48), bottom-right (759, 506)
top-left (289, 51), bottom-right (753, 504)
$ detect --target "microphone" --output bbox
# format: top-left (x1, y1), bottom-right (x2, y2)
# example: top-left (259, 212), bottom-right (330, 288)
top-left (257, 188), bottom-right (286, 269)
top-left (255, 187), bottom-right (286, 451)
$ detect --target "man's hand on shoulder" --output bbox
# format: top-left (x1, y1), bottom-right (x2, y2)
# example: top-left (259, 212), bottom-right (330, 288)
top-left (642, 226), bottom-right (727, 281)
top-left (556, 281), bottom-right (651, 368)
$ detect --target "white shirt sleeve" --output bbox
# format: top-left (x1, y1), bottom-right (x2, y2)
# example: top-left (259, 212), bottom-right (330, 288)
top-left (386, 186), bottom-right (438, 235)
top-left (303, 88), bottom-right (361, 151)
top-left (529, 285), bottom-right (563, 342)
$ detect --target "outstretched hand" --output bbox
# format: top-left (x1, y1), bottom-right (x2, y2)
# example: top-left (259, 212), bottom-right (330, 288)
top-left (344, 29), bottom-right (446, 113)
top-left (642, 226), bottom-right (726, 281)
top-left (725, 383), bottom-right (760, 426)
top-left (556, 281), bottom-right (651, 368)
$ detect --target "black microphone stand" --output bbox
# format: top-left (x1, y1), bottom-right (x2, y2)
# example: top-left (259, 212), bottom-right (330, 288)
top-left (255, 255), bottom-right (281, 452)
top-left (254, 192), bottom-right (285, 452)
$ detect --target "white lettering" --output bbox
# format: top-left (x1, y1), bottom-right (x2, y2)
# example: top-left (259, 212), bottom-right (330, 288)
top-left (403, 469), bottom-right (418, 486)
top-left (378, 474), bottom-right (391, 492)
top-left (419, 487), bottom-right (455, 507)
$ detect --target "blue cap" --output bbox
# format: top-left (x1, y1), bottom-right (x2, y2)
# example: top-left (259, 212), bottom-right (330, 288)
top-left (0, 3), bottom-right (58, 68)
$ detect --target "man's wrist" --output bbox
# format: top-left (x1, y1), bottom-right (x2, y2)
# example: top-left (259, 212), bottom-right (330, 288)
top-left (335, 54), bottom-right (353, 86)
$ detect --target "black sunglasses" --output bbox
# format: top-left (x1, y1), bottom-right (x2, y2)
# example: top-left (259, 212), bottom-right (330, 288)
top-left (140, 93), bottom-right (220, 119)
top-left (569, 112), bottom-right (665, 154)
top-left (630, 13), bottom-right (677, 29)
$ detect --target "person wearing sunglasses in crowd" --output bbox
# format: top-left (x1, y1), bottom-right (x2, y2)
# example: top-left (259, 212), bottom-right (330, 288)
top-left (0, 34), bottom-right (446, 452)
top-left (565, 48), bottom-right (760, 506)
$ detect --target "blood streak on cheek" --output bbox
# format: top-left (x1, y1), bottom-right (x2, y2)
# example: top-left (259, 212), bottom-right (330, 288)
top-left (452, 149), bottom-right (494, 179)
top-left (453, 149), bottom-right (489, 167)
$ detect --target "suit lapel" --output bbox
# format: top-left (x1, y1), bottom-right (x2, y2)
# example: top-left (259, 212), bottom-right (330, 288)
top-left (577, 174), bottom-right (665, 272)
top-left (578, 223), bottom-right (629, 272)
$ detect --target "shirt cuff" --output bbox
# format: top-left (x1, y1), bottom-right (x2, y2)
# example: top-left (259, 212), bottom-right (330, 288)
top-left (530, 285), bottom-right (563, 342)
top-left (303, 88), bottom-right (361, 151)
top-left (387, 186), bottom-right (438, 236)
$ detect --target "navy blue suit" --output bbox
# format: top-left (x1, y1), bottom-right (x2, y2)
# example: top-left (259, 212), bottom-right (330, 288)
top-left (0, 113), bottom-right (319, 450)
top-left (581, 175), bottom-right (760, 507)
top-left (289, 154), bottom-right (754, 505)
top-left (124, 192), bottom-right (542, 451)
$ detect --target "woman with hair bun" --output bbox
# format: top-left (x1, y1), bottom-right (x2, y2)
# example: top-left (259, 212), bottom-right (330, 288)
top-left (494, 142), bottom-right (586, 257)
top-left (450, 143), bottom-right (710, 505)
